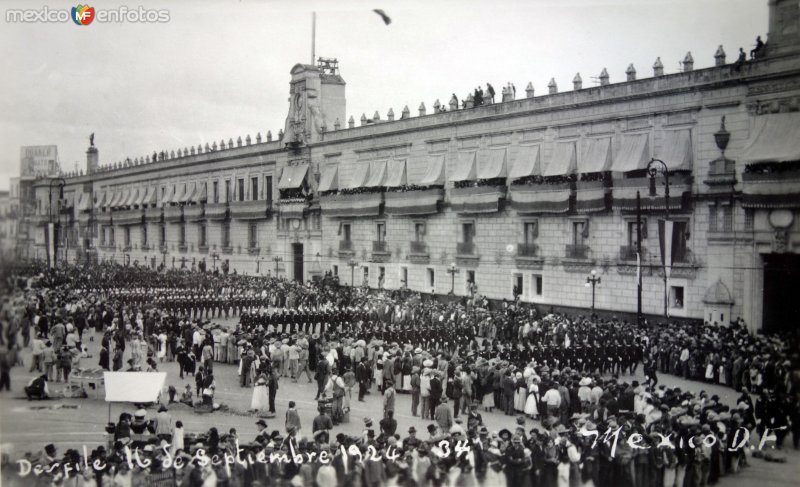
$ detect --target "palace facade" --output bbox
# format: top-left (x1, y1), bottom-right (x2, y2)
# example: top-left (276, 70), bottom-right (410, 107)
top-left (25, 1), bottom-right (800, 333)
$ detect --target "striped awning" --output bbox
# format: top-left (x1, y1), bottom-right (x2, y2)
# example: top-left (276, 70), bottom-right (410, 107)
top-left (658, 130), bottom-right (692, 171)
top-left (384, 188), bottom-right (443, 215)
top-left (320, 192), bottom-right (382, 217)
top-left (612, 176), bottom-right (690, 211)
top-left (509, 145), bottom-right (541, 180)
top-left (578, 138), bottom-right (612, 174)
top-left (575, 180), bottom-right (607, 213)
top-left (449, 185), bottom-right (505, 214)
top-left (610, 134), bottom-right (649, 172)
top-left (742, 172), bottom-right (800, 209)
top-left (419, 155), bottom-right (446, 186)
top-left (450, 152), bottom-right (477, 182)
top-left (542, 141), bottom-right (577, 177)
top-left (318, 166), bottom-right (338, 193)
top-left (279, 200), bottom-right (308, 219)
top-left (509, 184), bottom-right (571, 213)
top-left (364, 160), bottom-right (387, 188)
top-left (477, 148), bottom-right (507, 179)
top-left (740, 113), bottom-right (800, 165)
top-left (278, 164), bottom-right (309, 189)
top-left (385, 159), bottom-right (407, 187)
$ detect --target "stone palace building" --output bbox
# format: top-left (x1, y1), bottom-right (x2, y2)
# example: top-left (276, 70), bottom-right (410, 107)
top-left (24, 0), bottom-right (800, 333)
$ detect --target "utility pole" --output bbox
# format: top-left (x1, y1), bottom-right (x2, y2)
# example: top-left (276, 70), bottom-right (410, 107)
top-left (636, 190), bottom-right (643, 326)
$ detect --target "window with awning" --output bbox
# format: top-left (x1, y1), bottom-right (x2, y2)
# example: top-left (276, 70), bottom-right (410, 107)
top-left (181, 183), bottom-right (196, 204)
top-left (318, 166), bottom-right (338, 192)
top-left (278, 164), bottom-right (309, 189)
top-left (124, 188), bottom-right (138, 207)
top-left (610, 133), bottom-right (649, 172)
top-left (76, 192), bottom-right (91, 212)
top-left (346, 163), bottom-right (371, 189)
top-left (173, 184), bottom-right (187, 204)
top-left (657, 130), bottom-right (692, 171)
top-left (364, 160), bottom-right (387, 187)
top-left (419, 155), bottom-right (446, 186)
top-left (143, 187), bottom-right (157, 208)
top-left (508, 145), bottom-right (541, 180)
top-left (385, 159), bottom-right (408, 187)
top-left (159, 186), bottom-right (175, 208)
top-left (109, 190), bottom-right (124, 209)
top-left (193, 182), bottom-right (208, 204)
top-left (133, 188), bottom-right (146, 207)
top-left (449, 152), bottom-right (477, 182)
top-left (542, 141), bottom-right (577, 177)
top-left (477, 148), bottom-right (507, 179)
top-left (578, 138), bottom-right (612, 173)
top-left (119, 189), bottom-right (132, 208)
top-left (94, 191), bottom-right (106, 210)
top-left (740, 113), bottom-right (800, 164)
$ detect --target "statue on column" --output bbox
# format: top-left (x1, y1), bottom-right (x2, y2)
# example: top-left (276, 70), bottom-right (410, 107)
top-left (89, 133), bottom-right (95, 147)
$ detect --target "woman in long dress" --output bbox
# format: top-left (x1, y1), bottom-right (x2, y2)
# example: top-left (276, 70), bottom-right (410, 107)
top-left (251, 373), bottom-right (269, 414)
top-left (514, 372), bottom-right (527, 412)
top-left (525, 381), bottom-right (540, 419)
top-left (157, 331), bottom-right (167, 362)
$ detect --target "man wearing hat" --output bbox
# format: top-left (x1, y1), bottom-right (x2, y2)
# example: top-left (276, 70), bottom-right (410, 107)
top-left (255, 419), bottom-right (269, 444)
top-left (405, 426), bottom-right (421, 448)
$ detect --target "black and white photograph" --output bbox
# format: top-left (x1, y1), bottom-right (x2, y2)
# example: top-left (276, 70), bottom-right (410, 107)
top-left (0, 0), bottom-right (799, 485)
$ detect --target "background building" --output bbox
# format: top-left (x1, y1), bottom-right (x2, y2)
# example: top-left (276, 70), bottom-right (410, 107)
top-left (24, 0), bottom-right (800, 333)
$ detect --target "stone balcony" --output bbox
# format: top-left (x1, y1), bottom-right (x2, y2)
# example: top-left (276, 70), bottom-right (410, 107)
top-left (563, 244), bottom-right (594, 272)
top-left (230, 199), bottom-right (272, 220)
top-left (371, 240), bottom-right (391, 263)
top-left (515, 242), bottom-right (544, 269)
top-left (408, 240), bottom-right (429, 263)
top-left (183, 204), bottom-right (205, 222)
top-left (338, 239), bottom-right (355, 258)
top-left (113, 209), bottom-right (143, 225)
top-left (144, 207), bottom-right (162, 223)
top-left (204, 203), bottom-right (229, 221)
top-left (456, 241), bottom-right (480, 266)
top-left (164, 205), bottom-right (183, 223)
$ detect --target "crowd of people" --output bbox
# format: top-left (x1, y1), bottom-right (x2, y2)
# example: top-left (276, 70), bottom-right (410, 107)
top-left (0, 260), bottom-right (798, 487)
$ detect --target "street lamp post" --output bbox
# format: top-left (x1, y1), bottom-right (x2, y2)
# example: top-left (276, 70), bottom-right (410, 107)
top-left (585, 269), bottom-right (601, 313)
top-left (273, 256), bottom-right (283, 276)
top-left (161, 248), bottom-right (168, 268)
top-left (348, 259), bottom-right (359, 287)
top-left (211, 252), bottom-right (220, 271)
top-left (48, 177), bottom-right (66, 267)
top-left (123, 252), bottom-right (130, 266)
top-left (647, 157), bottom-right (671, 317)
top-left (447, 262), bottom-right (459, 295)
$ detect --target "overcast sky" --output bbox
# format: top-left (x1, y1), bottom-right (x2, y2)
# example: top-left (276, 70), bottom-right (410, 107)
top-left (0, 0), bottom-right (767, 190)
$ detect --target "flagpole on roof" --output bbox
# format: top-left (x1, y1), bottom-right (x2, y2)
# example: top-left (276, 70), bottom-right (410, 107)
top-left (311, 12), bottom-right (316, 65)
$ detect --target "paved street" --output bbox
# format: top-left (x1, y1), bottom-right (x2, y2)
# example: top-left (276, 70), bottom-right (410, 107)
top-left (1, 327), bottom-right (797, 485)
